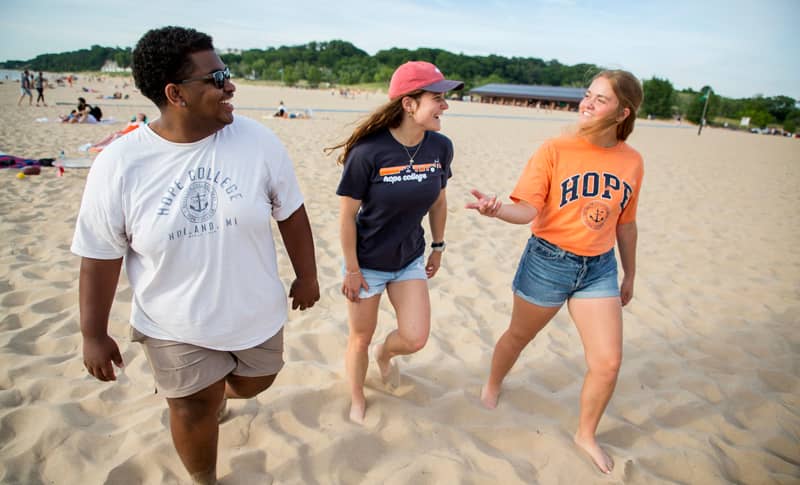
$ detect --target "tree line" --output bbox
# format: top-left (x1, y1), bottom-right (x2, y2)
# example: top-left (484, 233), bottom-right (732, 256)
top-left (3, 40), bottom-right (797, 132)
top-left (641, 78), bottom-right (798, 133)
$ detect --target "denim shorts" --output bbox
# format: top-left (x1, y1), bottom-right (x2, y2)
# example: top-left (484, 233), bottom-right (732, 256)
top-left (512, 236), bottom-right (619, 307)
top-left (346, 255), bottom-right (427, 299)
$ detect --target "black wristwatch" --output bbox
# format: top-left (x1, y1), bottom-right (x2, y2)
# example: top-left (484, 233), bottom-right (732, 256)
top-left (431, 241), bottom-right (446, 252)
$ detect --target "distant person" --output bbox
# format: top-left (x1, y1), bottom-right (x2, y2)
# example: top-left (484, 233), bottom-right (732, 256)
top-left (35, 71), bottom-right (47, 106)
top-left (65, 97), bottom-right (101, 123)
top-left (467, 70), bottom-right (644, 475)
top-left (274, 100), bottom-right (286, 117)
top-left (17, 69), bottom-right (32, 106)
top-left (328, 61), bottom-right (463, 423)
top-left (86, 113), bottom-right (148, 153)
top-left (288, 109), bottom-right (312, 119)
top-left (71, 26), bottom-right (319, 484)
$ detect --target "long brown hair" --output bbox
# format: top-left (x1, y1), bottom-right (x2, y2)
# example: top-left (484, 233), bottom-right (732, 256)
top-left (578, 70), bottom-right (643, 142)
top-left (326, 90), bottom-right (424, 165)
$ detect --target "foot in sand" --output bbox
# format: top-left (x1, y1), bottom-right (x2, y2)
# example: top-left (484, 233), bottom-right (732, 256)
top-left (374, 343), bottom-right (396, 384)
top-left (574, 434), bottom-right (614, 474)
top-left (349, 397), bottom-right (366, 424)
top-left (480, 384), bottom-right (500, 409)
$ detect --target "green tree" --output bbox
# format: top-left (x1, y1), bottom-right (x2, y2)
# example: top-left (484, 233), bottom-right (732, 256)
top-left (783, 112), bottom-right (798, 133)
top-left (747, 110), bottom-right (775, 128)
top-left (641, 77), bottom-right (674, 118)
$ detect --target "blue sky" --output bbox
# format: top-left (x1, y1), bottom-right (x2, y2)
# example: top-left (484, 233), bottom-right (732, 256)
top-left (2, 0), bottom-right (798, 99)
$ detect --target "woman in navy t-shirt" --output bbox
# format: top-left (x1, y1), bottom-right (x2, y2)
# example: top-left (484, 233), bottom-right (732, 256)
top-left (329, 61), bottom-right (462, 423)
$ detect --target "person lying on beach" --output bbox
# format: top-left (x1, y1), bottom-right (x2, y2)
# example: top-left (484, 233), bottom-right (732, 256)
top-left (86, 113), bottom-right (148, 153)
top-left (466, 70), bottom-right (644, 475)
top-left (327, 61), bottom-right (463, 424)
top-left (71, 26), bottom-right (319, 485)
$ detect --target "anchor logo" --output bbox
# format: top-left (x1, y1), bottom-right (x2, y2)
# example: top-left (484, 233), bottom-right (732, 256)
top-left (181, 181), bottom-right (218, 223)
top-left (581, 200), bottom-right (610, 231)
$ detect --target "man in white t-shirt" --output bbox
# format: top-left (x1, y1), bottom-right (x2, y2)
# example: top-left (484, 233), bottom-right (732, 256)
top-left (71, 26), bottom-right (319, 485)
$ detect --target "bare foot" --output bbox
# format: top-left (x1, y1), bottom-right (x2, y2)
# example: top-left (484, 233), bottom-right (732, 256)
top-left (480, 384), bottom-right (500, 409)
top-left (574, 434), bottom-right (614, 474)
top-left (349, 397), bottom-right (366, 424)
top-left (374, 343), bottom-right (393, 383)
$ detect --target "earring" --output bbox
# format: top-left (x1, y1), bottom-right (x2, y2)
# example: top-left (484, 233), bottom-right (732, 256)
top-left (180, 101), bottom-right (187, 107)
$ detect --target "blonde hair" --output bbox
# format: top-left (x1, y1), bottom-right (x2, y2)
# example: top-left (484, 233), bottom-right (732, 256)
top-left (578, 70), bottom-right (643, 142)
top-left (326, 90), bottom-right (424, 165)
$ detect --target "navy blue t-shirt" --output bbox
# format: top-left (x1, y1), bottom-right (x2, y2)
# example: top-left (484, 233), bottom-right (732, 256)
top-left (336, 129), bottom-right (453, 271)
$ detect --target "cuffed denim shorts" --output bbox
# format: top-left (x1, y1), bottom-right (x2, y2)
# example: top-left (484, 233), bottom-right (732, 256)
top-left (512, 235), bottom-right (619, 307)
top-left (345, 254), bottom-right (427, 299)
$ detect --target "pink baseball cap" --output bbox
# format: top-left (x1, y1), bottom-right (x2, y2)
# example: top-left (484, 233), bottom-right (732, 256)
top-left (388, 61), bottom-right (464, 100)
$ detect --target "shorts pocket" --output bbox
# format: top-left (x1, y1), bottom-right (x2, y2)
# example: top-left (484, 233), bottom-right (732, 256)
top-left (530, 238), bottom-right (562, 260)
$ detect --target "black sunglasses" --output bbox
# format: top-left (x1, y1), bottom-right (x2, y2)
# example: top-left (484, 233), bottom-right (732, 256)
top-left (178, 67), bottom-right (231, 89)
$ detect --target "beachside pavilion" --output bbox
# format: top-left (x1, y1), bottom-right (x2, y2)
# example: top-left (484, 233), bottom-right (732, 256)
top-left (469, 83), bottom-right (585, 110)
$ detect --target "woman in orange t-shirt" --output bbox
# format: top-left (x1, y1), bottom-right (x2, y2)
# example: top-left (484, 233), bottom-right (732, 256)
top-left (467, 70), bottom-right (644, 475)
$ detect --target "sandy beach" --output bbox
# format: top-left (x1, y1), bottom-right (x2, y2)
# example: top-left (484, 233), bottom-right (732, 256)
top-left (1, 78), bottom-right (799, 484)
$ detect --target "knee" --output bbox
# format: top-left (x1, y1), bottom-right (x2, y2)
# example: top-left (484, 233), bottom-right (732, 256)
top-left (504, 329), bottom-right (533, 353)
top-left (403, 333), bottom-right (428, 352)
top-left (348, 333), bottom-right (373, 353)
top-left (589, 354), bottom-right (622, 380)
top-left (169, 396), bottom-right (218, 423)
top-left (226, 373), bottom-right (278, 399)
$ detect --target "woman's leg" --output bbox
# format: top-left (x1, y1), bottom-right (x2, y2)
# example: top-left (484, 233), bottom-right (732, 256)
top-left (376, 279), bottom-right (431, 380)
top-left (481, 294), bottom-right (560, 408)
top-left (345, 294), bottom-right (381, 423)
top-left (567, 296), bottom-right (623, 474)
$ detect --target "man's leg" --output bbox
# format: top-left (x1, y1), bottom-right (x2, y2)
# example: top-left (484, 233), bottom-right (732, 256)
top-left (166, 379), bottom-right (226, 485)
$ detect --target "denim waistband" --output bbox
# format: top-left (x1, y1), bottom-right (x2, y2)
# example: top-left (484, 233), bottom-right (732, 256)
top-left (531, 235), bottom-right (611, 263)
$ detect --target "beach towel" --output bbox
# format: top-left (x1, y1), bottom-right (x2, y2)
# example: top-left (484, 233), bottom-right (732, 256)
top-left (0, 155), bottom-right (42, 169)
top-left (60, 158), bottom-right (93, 168)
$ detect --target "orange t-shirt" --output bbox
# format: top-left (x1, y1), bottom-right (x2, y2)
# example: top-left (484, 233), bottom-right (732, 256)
top-left (510, 136), bottom-right (644, 256)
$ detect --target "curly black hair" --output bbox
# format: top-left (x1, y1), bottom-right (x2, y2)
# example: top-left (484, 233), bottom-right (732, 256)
top-left (132, 26), bottom-right (214, 107)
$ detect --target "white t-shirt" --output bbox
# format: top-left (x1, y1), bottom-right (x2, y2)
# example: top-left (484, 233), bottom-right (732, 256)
top-left (71, 115), bottom-right (304, 350)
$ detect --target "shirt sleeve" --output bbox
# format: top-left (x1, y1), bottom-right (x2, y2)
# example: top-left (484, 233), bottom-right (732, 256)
top-left (336, 146), bottom-right (371, 200)
top-left (509, 140), bottom-right (554, 211)
top-left (618, 161), bottom-right (644, 225)
top-left (266, 139), bottom-right (304, 222)
top-left (70, 153), bottom-right (128, 259)
top-left (442, 136), bottom-right (454, 188)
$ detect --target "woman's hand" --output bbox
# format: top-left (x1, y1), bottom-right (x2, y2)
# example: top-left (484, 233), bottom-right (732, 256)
top-left (342, 270), bottom-right (368, 303)
top-left (620, 274), bottom-right (634, 306)
top-left (465, 189), bottom-right (502, 217)
top-left (426, 251), bottom-right (442, 278)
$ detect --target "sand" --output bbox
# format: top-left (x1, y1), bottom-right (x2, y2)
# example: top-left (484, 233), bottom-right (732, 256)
top-left (1, 78), bottom-right (798, 484)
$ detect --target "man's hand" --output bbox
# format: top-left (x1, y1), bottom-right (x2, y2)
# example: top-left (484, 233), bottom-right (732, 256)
top-left (83, 334), bottom-right (124, 381)
top-left (289, 276), bottom-right (320, 311)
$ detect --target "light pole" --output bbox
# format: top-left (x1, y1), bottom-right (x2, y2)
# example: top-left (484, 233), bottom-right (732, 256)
top-left (697, 87), bottom-right (711, 136)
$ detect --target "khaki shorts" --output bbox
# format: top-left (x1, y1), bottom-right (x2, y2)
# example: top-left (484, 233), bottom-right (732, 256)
top-left (130, 327), bottom-right (284, 398)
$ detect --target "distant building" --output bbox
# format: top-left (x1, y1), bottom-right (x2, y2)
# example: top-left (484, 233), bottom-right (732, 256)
top-left (100, 60), bottom-right (131, 73)
top-left (469, 83), bottom-right (585, 110)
